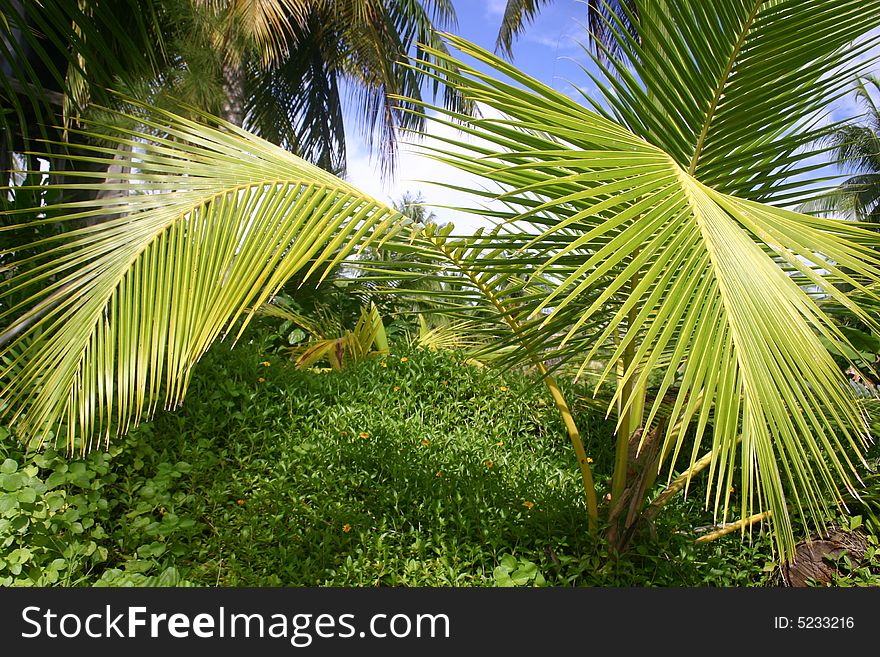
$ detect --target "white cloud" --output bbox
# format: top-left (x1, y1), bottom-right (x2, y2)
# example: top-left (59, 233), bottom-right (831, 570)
top-left (344, 106), bottom-right (509, 234)
top-left (523, 26), bottom-right (587, 55)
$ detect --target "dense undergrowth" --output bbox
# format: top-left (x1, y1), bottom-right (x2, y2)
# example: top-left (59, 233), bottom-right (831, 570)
top-left (2, 332), bottom-right (878, 587)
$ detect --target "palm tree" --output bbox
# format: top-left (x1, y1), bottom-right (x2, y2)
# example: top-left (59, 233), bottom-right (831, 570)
top-left (394, 191), bottom-right (438, 225)
top-left (171, 0), bottom-right (474, 174)
top-left (3, 0), bottom-right (880, 559)
top-left (0, 1), bottom-right (471, 330)
top-left (802, 76), bottom-right (880, 224)
top-left (0, 0), bottom-right (472, 175)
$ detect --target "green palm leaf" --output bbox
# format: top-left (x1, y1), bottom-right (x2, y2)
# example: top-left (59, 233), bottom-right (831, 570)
top-left (0, 105), bottom-right (401, 452)
top-left (354, 222), bottom-right (615, 371)
top-left (395, 3), bottom-right (880, 553)
top-left (588, 0), bottom-right (880, 202)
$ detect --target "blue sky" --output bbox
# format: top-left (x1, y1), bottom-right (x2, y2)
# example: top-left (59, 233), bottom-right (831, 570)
top-left (343, 1), bottom-right (878, 231)
top-left (345, 0), bottom-right (601, 230)
top-left (452, 0), bottom-right (598, 99)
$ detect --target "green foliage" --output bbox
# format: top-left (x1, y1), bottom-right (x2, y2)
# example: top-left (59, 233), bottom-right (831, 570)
top-left (493, 553), bottom-right (547, 587)
top-left (93, 566), bottom-right (195, 587)
top-left (0, 105), bottom-right (405, 453)
top-left (4, 333), bottom-right (880, 587)
top-left (258, 297), bottom-right (389, 369)
top-left (0, 437), bottom-right (115, 586)
top-left (827, 535), bottom-right (880, 587)
top-left (399, 19), bottom-right (880, 555)
top-left (6, 2), bottom-right (880, 563)
top-left (849, 458), bottom-right (880, 537)
top-left (0, 428), bottom-right (200, 587)
top-left (149, 339), bottom-right (591, 586)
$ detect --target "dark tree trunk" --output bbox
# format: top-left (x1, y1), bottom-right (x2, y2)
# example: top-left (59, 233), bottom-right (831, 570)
top-left (605, 423), bottom-right (665, 551)
top-left (781, 527), bottom-right (868, 587)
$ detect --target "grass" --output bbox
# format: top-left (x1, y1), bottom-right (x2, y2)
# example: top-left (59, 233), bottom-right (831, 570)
top-left (3, 330), bottom-right (877, 587)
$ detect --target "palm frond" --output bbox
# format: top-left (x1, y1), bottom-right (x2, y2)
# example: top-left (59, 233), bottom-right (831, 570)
top-left (494, 0), bottom-right (555, 59)
top-left (0, 0), bottom-right (166, 153)
top-left (336, 0), bottom-right (474, 177)
top-left (243, 11), bottom-right (346, 172)
top-left (0, 103), bottom-right (401, 451)
top-left (400, 22), bottom-right (880, 554)
top-left (289, 301), bottom-right (388, 370)
top-left (414, 316), bottom-right (491, 354)
top-left (354, 222), bottom-right (618, 372)
top-left (493, 0), bottom-right (640, 62)
top-left (256, 297), bottom-right (342, 340)
top-left (226, 0), bottom-right (307, 65)
top-left (585, 0), bottom-right (880, 203)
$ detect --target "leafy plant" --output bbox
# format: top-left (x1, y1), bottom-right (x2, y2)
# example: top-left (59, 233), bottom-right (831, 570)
top-left (93, 566), bottom-right (194, 587)
top-left (0, 428), bottom-right (200, 586)
top-left (258, 296), bottom-right (390, 369)
top-left (30, 339), bottom-right (780, 587)
top-left (370, 2), bottom-right (880, 555)
top-left (493, 553), bottom-right (547, 587)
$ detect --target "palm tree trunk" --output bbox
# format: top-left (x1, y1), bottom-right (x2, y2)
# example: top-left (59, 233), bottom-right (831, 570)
top-left (0, 129), bottom-right (10, 190)
top-left (83, 142), bottom-right (131, 226)
top-left (221, 60), bottom-right (245, 127)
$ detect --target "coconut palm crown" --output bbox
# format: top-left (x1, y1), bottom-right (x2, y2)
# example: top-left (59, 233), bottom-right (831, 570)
top-left (802, 76), bottom-right (880, 224)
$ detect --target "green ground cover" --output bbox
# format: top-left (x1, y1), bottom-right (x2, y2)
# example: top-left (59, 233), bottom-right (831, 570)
top-left (9, 332), bottom-right (876, 588)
